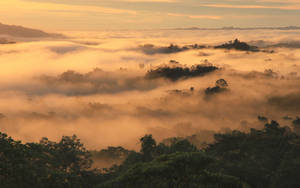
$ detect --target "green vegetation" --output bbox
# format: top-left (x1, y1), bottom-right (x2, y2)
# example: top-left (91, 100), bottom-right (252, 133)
top-left (215, 39), bottom-right (259, 52)
top-left (138, 44), bottom-right (206, 55)
top-left (205, 79), bottom-right (229, 95)
top-left (1, 120), bottom-right (300, 187)
top-left (0, 134), bottom-right (103, 188)
top-left (146, 64), bottom-right (218, 81)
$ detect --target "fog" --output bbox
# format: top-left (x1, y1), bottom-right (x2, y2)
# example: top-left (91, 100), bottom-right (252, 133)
top-left (0, 29), bottom-right (300, 150)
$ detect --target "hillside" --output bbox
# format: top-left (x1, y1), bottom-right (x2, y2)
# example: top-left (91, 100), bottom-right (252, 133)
top-left (0, 22), bottom-right (64, 38)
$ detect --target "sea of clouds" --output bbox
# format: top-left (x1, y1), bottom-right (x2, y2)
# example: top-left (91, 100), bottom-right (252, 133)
top-left (0, 29), bottom-right (300, 150)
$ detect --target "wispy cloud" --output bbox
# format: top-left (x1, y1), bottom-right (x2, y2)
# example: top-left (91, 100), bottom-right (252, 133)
top-left (167, 13), bottom-right (222, 20)
top-left (1, 0), bottom-right (299, 30)
top-left (119, 0), bottom-right (177, 2)
top-left (2, 0), bottom-right (137, 15)
top-left (201, 3), bottom-right (300, 10)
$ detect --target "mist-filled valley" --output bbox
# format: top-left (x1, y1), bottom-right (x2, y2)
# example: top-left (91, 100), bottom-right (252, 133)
top-left (1, 29), bottom-right (300, 148)
top-left (1, 28), bottom-right (300, 187)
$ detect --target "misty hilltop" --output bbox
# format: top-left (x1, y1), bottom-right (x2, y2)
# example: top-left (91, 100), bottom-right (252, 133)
top-left (0, 22), bottom-right (64, 38)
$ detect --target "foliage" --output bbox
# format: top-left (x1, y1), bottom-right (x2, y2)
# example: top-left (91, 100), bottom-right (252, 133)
top-left (206, 121), bottom-right (298, 188)
top-left (205, 79), bottom-right (229, 95)
top-left (138, 43), bottom-right (206, 55)
top-left (2, 119), bottom-right (300, 188)
top-left (146, 64), bottom-right (218, 81)
top-left (292, 116), bottom-right (300, 134)
top-left (91, 146), bottom-right (131, 169)
top-left (215, 39), bottom-right (259, 52)
top-left (97, 152), bottom-right (244, 188)
top-left (0, 133), bottom-right (102, 188)
top-left (92, 146), bottom-right (130, 160)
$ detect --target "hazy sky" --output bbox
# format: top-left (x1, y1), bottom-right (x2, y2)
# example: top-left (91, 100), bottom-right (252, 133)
top-left (0, 0), bottom-right (300, 30)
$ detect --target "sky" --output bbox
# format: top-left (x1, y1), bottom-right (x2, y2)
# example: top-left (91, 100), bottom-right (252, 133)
top-left (0, 0), bottom-right (300, 31)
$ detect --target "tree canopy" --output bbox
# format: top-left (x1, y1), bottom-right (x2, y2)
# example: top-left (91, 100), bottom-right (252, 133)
top-left (1, 119), bottom-right (300, 188)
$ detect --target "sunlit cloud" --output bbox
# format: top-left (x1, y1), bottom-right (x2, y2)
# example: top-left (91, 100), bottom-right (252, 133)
top-left (119, 0), bottom-right (177, 2)
top-left (201, 3), bottom-right (300, 10)
top-left (167, 13), bottom-right (222, 20)
top-left (2, 0), bottom-right (137, 15)
top-left (0, 0), bottom-right (295, 30)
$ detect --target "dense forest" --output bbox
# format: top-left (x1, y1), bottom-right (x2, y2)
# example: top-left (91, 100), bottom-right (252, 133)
top-left (146, 63), bottom-right (218, 81)
top-left (214, 39), bottom-right (259, 52)
top-left (1, 119), bottom-right (300, 188)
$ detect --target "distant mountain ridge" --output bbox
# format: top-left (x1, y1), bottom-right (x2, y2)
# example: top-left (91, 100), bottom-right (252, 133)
top-left (174, 26), bottom-right (300, 31)
top-left (0, 38), bottom-right (16, 44)
top-left (0, 22), bottom-right (64, 38)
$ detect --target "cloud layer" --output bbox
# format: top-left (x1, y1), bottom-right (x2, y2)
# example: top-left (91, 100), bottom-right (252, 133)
top-left (1, 0), bottom-right (299, 30)
top-left (0, 29), bottom-right (300, 150)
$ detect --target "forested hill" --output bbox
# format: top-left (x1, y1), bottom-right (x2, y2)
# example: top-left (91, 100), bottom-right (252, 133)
top-left (1, 120), bottom-right (300, 188)
top-left (0, 22), bottom-right (64, 38)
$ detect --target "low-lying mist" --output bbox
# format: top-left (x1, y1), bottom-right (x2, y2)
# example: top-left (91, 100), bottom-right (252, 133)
top-left (0, 29), bottom-right (300, 151)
